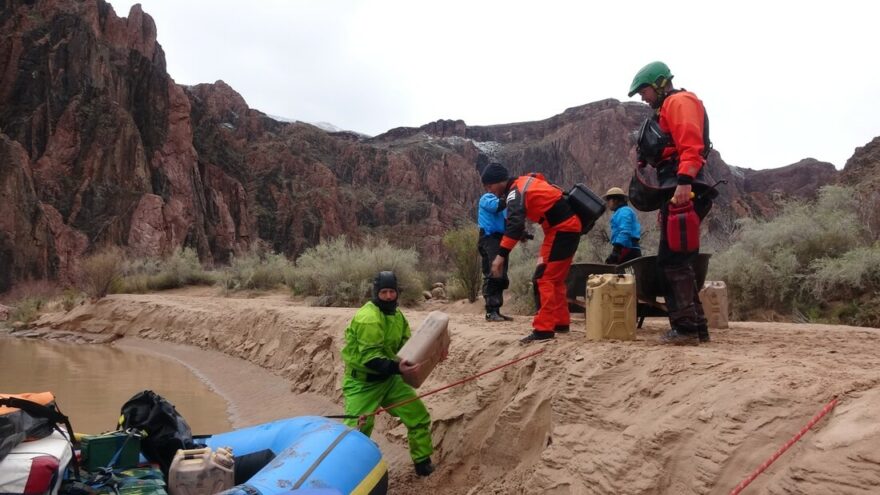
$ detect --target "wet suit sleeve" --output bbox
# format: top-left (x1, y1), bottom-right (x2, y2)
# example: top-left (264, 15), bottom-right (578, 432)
top-left (662, 93), bottom-right (706, 183)
top-left (499, 185), bottom-right (525, 256)
top-left (358, 317), bottom-right (401, 378)
top-left (365, 358), bottom-right (401, 377)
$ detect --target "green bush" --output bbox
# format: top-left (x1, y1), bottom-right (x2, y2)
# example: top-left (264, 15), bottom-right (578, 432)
top-left (710, 186), bottom-right (875, 321)
top-left (442, 225), bottom-right (481, 303)
top-left (115, 248), bottom-right (213, 293)
top-left (61, 289), bottom-right (83, 311)
top-left (290, 236), bottom-right (423, 306)
top-left (10, 297), bottom-right (43, 324)
top-left (219, 249), bottom-right (294, 291)
top-left (807, 244), bottom-right (880, 301)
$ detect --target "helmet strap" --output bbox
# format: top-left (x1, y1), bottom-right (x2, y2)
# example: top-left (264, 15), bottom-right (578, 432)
top-left (651, 78), bottom-right (670, 109)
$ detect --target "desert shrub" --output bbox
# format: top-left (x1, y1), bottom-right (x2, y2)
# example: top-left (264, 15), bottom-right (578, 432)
top-left (710, 186), bottom-right (871, 319)
top-left (807, 245), bottom-right (880, 301)
top-left (444, 277), bottom-right (471, 301)
top-left (442, 225), bottom-right (481, 303)
top-left (219, 249), bottom-right (294, 291)
top-left (290, 236), bottom-right (422, 306)
top-left (115, 248), bottom-right (213, 293)
top-left (78, 246), bottom-right (125, 299)
top-left (10, 297), bottom-right (43, 324)
top-left (61, 288), bottom-right (83, 311)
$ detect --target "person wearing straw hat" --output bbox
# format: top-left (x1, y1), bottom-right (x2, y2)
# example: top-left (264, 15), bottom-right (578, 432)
top-left (603, 187), bottom-right (642, 265)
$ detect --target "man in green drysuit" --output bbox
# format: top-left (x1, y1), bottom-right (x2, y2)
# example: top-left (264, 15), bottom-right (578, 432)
top-left (341, 271), bottom-right (436, 477)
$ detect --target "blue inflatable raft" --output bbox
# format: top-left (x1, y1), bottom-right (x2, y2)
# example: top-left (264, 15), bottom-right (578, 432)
top-left (198, 416), bottom-right (387, 495)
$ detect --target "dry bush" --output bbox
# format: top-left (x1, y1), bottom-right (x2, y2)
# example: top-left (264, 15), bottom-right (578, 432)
top-left (290, 236), bottom-right (423, 307)
top-left (0, 279), bottom-right (61, 305)
top-left (115, 248), bottom-right (213, 293)
top-left (78, 246), bottom-right (125, 299)
top-left (442, 225), bottom-right (481, 303)
top-left (710, 186), bottom-right (873, 320)
top-left (219, 249), bottom-right (293, 291)
top-left (807, 244), bottom-right (880, 301)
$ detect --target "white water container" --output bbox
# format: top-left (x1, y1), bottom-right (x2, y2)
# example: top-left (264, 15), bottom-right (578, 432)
top-left (168, 446), bottom-right (234, 495)
top-left (700, 281), bottom-right (730, 329)
top-left (586, 274), bottom-right (636, 341)
top-left (396, 311), bottom-right (451, 388)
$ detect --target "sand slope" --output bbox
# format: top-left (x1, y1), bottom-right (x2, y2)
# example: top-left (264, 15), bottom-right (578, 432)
top-left (31, 289), bottom-right (880, 494)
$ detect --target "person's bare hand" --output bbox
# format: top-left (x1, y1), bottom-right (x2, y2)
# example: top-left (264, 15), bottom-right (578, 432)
top-left (671, 184), bottom-right (693, 205)
top-left (399, 359), bottom-right (423, 379)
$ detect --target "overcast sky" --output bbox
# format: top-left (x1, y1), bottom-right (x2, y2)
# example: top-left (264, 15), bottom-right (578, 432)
top-left (110, 0), bottom-right (878, 171)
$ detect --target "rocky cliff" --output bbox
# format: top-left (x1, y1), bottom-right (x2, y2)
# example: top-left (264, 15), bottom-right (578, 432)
top-left (0, 0), bottom-right (857, 291)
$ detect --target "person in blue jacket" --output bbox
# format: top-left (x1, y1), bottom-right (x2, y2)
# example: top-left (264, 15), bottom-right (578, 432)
top-left (477, 170), bottom-right (513, 322)
top-left (603, 187), bottom-right (642, 265)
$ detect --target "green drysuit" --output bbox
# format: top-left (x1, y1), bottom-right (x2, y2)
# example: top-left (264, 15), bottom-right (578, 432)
top-left (341, 301), bottom-right (433, 463)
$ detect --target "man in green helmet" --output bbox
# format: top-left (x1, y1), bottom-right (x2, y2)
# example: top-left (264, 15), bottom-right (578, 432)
top-left (627, 61), bottom-right (713, 345)
top-left (341, 271), bottom-right (436, 476)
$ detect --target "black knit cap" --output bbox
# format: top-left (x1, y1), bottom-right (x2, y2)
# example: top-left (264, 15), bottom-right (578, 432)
top-left (480, 163), bottom-right (509, 185)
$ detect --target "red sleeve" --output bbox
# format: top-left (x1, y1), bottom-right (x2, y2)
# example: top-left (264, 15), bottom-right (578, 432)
top-left (660, 92), bottom-right (706, 180)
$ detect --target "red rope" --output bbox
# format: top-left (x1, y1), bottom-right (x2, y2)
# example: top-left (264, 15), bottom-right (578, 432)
top-left (362, 348), bottom-right (545, 424)
top-left (728, 397), bottom-right (839, 495)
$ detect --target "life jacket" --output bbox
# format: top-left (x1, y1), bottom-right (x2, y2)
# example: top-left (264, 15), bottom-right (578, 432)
top-left (630, 89), bottom-right (718, 212)
top-left (636, 89), bottom-right (712, 167)
top-left (0, 392), bottom-right (80, 478)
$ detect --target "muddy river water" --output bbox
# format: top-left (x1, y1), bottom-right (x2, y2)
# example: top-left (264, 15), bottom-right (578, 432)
top-left (0, 337), bottom-right (231, 435)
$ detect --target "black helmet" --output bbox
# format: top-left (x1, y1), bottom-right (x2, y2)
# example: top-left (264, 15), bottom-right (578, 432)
top-left (372, 271), bottom-right (398, 298)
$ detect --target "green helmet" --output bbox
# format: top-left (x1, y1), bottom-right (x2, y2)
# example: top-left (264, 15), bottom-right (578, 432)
top-left (628, 61), bottom-right (673, 97)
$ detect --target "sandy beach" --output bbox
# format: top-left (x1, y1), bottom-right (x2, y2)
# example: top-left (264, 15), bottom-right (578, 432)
top-left (21, 288), bottom-right (880, 494)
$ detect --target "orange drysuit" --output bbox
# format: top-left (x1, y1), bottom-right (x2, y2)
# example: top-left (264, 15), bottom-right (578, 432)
top-left (656, 90), bottom-right (707, 181)
top-left (498, 173), bottom-right (581, 334)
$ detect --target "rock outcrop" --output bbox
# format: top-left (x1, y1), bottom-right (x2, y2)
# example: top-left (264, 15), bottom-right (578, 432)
top-left (0, 0), bottom-right (854, 291)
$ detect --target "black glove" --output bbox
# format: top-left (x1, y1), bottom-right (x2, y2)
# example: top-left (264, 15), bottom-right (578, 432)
top-left (364, 358), bottom-right (401, 379)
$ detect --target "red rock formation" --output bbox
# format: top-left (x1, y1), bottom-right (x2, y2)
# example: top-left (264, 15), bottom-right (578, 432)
top-left (0, 0), bottom-right (857, 292)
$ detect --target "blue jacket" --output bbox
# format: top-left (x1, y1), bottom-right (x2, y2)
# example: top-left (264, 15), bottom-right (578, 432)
top-left (610, 205), bottom-right (641, 248)
top-left (478, 193), bottom-right (506, 235)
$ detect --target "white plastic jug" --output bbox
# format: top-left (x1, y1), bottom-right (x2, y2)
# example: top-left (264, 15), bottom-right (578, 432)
top-left (168, 446), bottom-right (234, 495)
top-left (586, 274), bottom-right (636, 341)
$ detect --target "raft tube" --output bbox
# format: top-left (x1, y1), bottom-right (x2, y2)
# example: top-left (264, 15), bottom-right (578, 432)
top-left (199, 416), bottom-right (387, 495)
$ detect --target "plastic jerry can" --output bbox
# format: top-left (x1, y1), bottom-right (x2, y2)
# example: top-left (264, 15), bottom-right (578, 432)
top-left (700, 281), bottom-right (729, 329)
top-left (396, 311), bottom-right (451, 388)
top-left (586, 274), bottom-right (636, 341)
top-left (167, 446), bottom-right (234, 495)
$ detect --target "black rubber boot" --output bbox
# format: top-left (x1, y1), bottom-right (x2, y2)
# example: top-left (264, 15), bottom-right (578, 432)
top-left (554, 324), bottom-right (570, 333)
top-left (659, 328), bottom-right (700, 346)
top-left (520, 331), bottom-right (555, 344)
top-left (497, 312), bottom-right (514, 321)
top-left (486, 311), bottom-right (506, 322)
top-left (697, 324), bottom-right (710, 343)
top-left (414, 458), bottom-right (435, 477)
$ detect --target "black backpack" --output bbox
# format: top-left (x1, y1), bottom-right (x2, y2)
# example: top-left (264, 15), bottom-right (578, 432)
top-left (118, 390), bottom-right (197, 475)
